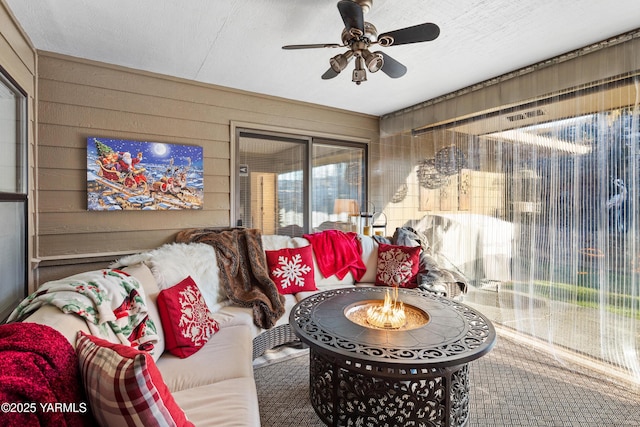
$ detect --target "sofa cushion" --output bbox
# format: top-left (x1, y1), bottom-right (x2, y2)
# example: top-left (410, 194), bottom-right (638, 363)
top-left (157, 276), bottom-right (219, 359)
top-left (375, 243), bottom-right (421, 288)
top-left (211, 305), bottom-right (260, 334)
top-left (76, 331), bottom-right (193, 427)
top-left (112, 242), bottom-right (226, 313)
top-left (262, 235), bottom-right (309, 251)
top-left (172, 377), bottom-right (260, 427)
top-left (156, 324), bottom-right (254, 393)
top-left (265, 246), bottom-right (317, 294)
top-left (122, 263), bottom-right (165, 361)
top-left (358, 234), bottom-right (379, 283)
top-left (211, 294), bottom-right (297, 338)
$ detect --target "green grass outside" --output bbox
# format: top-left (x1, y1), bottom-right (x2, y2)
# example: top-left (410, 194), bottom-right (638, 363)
top-left (499, 280), bottom-right (640, 320)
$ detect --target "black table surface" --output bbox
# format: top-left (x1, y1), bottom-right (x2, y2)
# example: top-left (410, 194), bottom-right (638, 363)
top-left (289, 287), bottom-right (497, 369)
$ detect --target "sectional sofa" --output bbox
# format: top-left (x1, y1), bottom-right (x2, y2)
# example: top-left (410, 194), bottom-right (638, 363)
top-left (4, 228), bottom-right (466, 426)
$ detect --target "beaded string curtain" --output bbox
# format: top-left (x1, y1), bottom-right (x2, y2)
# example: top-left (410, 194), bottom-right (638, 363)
top-left (377, 31), bottom-right (640, 384)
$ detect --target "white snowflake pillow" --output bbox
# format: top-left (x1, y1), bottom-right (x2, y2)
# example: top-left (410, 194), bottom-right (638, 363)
top-left (265, 246), bottom-right (317, 294)
top-left (156, 276), bottom-right (219, 358)
top-left (375, 243), bottom-right (421, 288)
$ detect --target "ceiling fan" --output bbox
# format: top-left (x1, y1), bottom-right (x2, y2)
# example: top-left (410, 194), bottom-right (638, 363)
top-left (282, 0), bottom-right (440, 85)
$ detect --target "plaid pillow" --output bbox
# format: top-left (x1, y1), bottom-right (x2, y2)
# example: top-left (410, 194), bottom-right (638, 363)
top-left (76, 331), bottom-right (193, 427)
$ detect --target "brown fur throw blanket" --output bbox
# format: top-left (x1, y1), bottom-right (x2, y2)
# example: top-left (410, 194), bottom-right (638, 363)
top-left (175, 228), bottom-right (285, 329)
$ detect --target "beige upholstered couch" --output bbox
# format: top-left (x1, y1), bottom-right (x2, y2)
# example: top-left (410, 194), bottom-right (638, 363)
top-left (18, 232), bottom-right (464, 426)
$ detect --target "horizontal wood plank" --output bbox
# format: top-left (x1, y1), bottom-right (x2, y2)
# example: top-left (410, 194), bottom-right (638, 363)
top-left (38, 53), bottom-right (378, 131)
top-left (37, 123), bottom-right (231, 156)
top-left (39, 102), bottom-right (231, 142)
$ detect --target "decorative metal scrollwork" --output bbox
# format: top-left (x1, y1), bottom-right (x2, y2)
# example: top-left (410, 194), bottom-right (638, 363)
top-left (309, 348), bottom-right (470, 427)
top-left (450, 365), bottom-right (470, 426)
top-left (292, 287), bottom-right (495, 364)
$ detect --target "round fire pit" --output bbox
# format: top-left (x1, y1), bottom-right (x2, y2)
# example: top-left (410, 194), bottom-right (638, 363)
top-left (290, 287), bottom-right (496, 427)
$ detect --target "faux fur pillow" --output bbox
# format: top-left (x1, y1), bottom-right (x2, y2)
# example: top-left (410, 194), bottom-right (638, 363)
top-left (111, 243), bottom-right (227, 312)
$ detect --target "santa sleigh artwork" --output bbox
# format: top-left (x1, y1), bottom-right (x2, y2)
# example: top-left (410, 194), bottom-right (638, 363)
top-left (95, 147), bottom-right (148, 193)
top-left (87, 137), bottom-right (204, 211)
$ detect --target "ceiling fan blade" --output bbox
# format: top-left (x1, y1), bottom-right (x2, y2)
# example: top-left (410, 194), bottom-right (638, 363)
top-left (379, 52), bottom-right (407, 78)
top-left (321, 68), bottom-right (340, 80)
top-left (282, 43), bottom-right (342, 50)
top-left (379, 22), bottom-right (440, 46)
top-left (337, 0), bottom-right (364, 34)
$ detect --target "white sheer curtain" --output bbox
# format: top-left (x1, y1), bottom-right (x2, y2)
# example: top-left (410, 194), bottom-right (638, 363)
top-left (375, 31), bottom-right (640, 383)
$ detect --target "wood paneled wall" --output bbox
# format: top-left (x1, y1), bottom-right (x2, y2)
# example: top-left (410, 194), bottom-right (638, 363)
top-left (36, 52), bottom-right (379, 285)
top-left (0, 0), bottom-right (37, 289)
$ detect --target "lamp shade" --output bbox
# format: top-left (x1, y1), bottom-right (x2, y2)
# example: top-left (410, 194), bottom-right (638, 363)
top-left (333, 199), bottom-right (359, 215)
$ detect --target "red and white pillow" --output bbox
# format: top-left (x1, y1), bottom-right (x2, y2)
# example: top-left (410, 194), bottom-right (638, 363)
top-left (375, 243), bottom-right (421, 288)
top-left (156, 276), bottom-right (219, 358)
top-left (76, 331), bottom-right (194, 427)
top-left (265, 246), bottom-right (317, 294)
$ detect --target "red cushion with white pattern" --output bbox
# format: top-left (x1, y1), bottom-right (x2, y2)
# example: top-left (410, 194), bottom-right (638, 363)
top-left (156, 276), bottom-right (219, 358)
top-left (375, 243), bottom-right (421, 288)
top-left (265, 246), bottom-right (317, 294)
top-left (76, 331), bottom-right (193, 427)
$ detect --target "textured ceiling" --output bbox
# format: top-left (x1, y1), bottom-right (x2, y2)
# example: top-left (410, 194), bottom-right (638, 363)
top-left (6, 0), bottom-right (640, 116)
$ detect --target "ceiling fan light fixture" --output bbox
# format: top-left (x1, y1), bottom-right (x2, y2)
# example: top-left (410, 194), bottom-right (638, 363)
top-left (363, 49), bottom-right (384, 72)
top-left (352, 56), bottom-right (367, 85)
top-left (330, 50), bottom-right (354, 73)
top-left (355, 0), bottom-right (373, 14)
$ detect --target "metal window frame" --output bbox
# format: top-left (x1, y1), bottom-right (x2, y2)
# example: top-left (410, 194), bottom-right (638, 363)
top-left (0, 64), bottom-right (28, 321)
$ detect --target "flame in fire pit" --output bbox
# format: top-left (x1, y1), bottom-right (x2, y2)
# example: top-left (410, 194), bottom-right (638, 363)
top-left (343, 288), bottom-right (430, 331)
top-left (366, 286), bottom-right (406, 329)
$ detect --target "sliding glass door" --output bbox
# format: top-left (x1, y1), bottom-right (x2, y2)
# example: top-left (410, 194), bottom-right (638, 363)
top-left (312, 141), bottom-right (367, 231)
top-left (236, 131), bottom-right (309, 236)
top-left (235, 129), bottom-right (367, 236)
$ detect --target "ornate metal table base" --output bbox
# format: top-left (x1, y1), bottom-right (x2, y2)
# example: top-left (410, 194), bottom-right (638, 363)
top-left (309, 349), bottom-right (470, 427)
top-left (290, 288), bottom-right (496, 427)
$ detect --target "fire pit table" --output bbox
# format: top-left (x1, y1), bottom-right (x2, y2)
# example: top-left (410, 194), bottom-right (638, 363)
top-left (289, 287), bottom-right (496, 427)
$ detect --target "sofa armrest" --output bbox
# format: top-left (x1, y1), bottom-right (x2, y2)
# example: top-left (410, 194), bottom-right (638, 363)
top-left (22, 305), bottom-right (91, 349)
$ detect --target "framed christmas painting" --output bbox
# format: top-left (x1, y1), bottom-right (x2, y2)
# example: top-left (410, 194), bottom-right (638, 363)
top-left (86, 137), bottom-right (204, 211)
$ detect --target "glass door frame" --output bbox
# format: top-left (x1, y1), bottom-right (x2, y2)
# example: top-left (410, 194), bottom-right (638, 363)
top-left (231, 122), bottom-right (370, 235)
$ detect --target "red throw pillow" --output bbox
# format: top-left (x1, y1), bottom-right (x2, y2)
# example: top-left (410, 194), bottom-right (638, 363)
top-left (76, 331), bottom-right (194, 427)
top-left (265, 246), bottom-right (317, 294)
top-left (375, 243), bottom-right (421, 288)
top-left (156, 276), bottom-right (219, 358)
